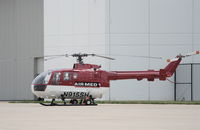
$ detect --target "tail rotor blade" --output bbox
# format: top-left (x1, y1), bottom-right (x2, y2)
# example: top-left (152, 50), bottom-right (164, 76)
top-left (185, 50), bottom-right (200, 57)
top-left (166, 58), bottom-right (179, 62)
top-left (167, 50), bottom-right (200, 62)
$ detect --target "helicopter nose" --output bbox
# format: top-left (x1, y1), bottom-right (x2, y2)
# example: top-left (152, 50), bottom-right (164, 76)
top-left (31, 84), bottom-right (38, 97)
top-left (31, 85), bottom-right (34, 93)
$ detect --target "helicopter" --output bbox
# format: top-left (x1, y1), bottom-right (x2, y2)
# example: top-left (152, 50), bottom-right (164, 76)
top-left (31, 51), bottom-right (200, 106)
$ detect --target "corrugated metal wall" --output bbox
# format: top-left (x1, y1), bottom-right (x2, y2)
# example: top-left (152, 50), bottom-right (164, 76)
top-left (0, 0), bottom-right (44, 100)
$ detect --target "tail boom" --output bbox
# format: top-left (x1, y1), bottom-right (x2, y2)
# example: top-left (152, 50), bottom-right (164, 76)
top-left (108, 58), bottom-right (182, 81)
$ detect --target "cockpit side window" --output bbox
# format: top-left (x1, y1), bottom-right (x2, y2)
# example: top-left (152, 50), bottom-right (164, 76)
top-left (32, 71), bottom-right (50, 84)
top-left (52, 72), bottom-right (61, 85)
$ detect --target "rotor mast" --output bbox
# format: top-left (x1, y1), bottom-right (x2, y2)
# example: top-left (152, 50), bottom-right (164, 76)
top-left (72, 53), bottom-right (90, 64)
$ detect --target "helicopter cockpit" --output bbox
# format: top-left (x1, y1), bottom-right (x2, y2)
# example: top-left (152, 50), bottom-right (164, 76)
top-left (32, 71), bottom-right (52, 91)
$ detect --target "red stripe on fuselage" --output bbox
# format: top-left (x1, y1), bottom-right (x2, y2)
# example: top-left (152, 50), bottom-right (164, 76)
top-left (46, 84), bottom-right (108, 88)
top-left (33, 84), bottom-right (108, 88)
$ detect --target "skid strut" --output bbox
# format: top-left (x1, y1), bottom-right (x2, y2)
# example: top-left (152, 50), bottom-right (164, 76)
top-left (39, 95), bottom-right (97, 106)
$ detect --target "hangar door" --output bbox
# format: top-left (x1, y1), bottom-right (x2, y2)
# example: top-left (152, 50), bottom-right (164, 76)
top-left (175, 64), bottom-right (200, 101)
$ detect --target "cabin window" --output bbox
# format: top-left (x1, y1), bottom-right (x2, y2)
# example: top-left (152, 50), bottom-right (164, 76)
top-left (52, 72), bottom-right (61, 85)
top-left (73, 73), bottom-right (78, 79)
top-left (64, 72), bottom-right (70, 81)
top-left (44, 72), bottom-right (52, 84)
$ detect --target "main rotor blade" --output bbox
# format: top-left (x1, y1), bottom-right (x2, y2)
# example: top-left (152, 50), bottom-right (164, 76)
top-left (37, 54), bottom-right (68, 61)
top-left (91, 54), bottom-right (115, 60)
top-left (44, 56), bottom-right (65, 61)
top-left (110, 54), bottom-right (162, 59)
top-left (43, 54), bottom-right (67, 57)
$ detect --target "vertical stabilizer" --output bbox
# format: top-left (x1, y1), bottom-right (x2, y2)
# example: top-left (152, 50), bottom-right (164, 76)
top-left (164, 58), bottom-right (182, 77)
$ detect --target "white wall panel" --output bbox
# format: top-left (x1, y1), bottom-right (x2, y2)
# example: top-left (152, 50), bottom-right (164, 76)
top-left (110, 0), bottom-right (148, 33)
top-left (44, 0), bottom-right (60, 35)
top-left (194, 0), bottom-right (200, 33)
top-left (88, 0), bottom-right (106, 33)
top-left (110, 34), bottom-right (148, 45)
top-left (150, 0), bottom-right (193, 33)
top-left (72, 0), bottom-right (89, 34)
top-left (150, 34), bottom-right (193, 46)
top-left (110, 80), bottom-right (149, 100)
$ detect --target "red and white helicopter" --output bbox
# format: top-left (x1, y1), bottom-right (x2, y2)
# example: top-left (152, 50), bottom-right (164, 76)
top-left (31, 51), bottom-right (200, 106)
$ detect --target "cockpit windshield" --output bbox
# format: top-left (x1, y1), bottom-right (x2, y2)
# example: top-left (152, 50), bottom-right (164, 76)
top-left (32, 71), bottom-right (52, 85)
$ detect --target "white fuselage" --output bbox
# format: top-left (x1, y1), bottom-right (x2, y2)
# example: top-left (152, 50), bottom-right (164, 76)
top-left (31, 85), bottom-right (108, 99)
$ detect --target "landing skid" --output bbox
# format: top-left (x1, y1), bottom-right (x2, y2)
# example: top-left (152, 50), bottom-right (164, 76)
top-left (39, 103), bottom-right (97, 106)
top-left (39, 96), bottom-right (97, 106)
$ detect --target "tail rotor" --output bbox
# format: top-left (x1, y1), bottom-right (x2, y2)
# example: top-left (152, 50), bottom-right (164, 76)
top-left (166, 50), bottom-right (200, 63)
